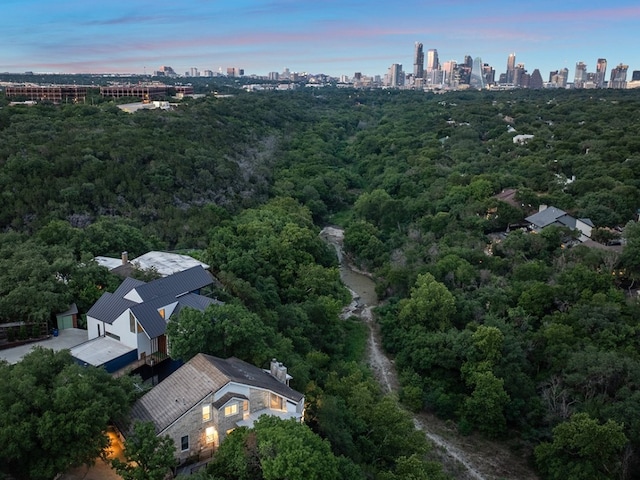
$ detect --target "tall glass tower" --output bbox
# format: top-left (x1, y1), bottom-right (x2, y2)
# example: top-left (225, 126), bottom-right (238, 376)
top-left (470, 57), bottom-right (485, 89)
top-left (596, 58), bottom-right (607, 88)
top-left (413, 42), bottom-right (424, 79)
top-left (506, 53), bottom-right (516, 84)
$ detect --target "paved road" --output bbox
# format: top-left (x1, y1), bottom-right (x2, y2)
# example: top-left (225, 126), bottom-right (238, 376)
top-left (0, 328), bottom-right (88, 364)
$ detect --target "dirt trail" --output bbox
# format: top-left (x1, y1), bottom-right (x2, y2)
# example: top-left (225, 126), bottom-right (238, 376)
top-left (321, 227), bottom-right (539, 480)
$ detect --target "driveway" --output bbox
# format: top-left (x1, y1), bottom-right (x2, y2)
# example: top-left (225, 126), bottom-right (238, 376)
top-left (59, 429), bottom-right (124, 480)
top-left (0, 328), bottom-right (88, 364)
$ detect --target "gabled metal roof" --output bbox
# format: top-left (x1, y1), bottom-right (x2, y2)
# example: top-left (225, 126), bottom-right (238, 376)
top-left (133, 266), bottom-right (213, 302)
top-left (86, 292), bottom-right (137, 324)
top-left (525, 206), bottom-right (567, 229)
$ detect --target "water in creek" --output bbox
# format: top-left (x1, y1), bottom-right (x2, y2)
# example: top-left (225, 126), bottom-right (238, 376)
top-left (320, 227), bottom-right (378, 309)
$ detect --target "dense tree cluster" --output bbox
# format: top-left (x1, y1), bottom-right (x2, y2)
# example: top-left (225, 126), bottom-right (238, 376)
top-left (2, 86), bottom-right (640, 478)
top-left (0, 349), bottom-right (136, 480)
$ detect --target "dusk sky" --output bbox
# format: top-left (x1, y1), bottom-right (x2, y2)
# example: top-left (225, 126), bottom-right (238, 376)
top-left (3, 0), bottom-right (640, 78)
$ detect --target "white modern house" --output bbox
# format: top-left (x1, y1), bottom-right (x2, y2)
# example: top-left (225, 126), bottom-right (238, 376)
top-left (83, 266), bottom-right (220, 367)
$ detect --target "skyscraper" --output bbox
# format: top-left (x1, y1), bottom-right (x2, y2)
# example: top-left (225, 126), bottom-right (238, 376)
top-left (574, 62), bottom-right (587, 88)
top-left (426, 49), bottom-right (439, 72)
top-left (413, 42), bottom-right (424, 79)
top-left (388, 63), bottom-right (404, 87)
top-left (506, 53), bottom-right (516, 84)
top-left (529, 69), bottom-right (543, 89)
top-left (470, 57), bottom-right (485, 89)
top-left (596, 58), bottom-right (607, 88)
top-left (609, 64), bottom-right (628, 89)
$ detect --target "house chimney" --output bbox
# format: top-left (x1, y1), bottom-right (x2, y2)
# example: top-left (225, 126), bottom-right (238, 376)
top-left (121, 251), bottom-right (128, 265)
top-left (538, 204), bottom-right (548, 212)
top-left (270, 359), bottom-right (289, 385)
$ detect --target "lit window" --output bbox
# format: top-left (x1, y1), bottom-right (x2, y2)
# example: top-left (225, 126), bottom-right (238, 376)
top-left (224, 403), bottom-right (238, 416)
top-left (270, 394), bottom-right (284, 410)
top-left (226, 428), bottom-right (235, 436)
top-left (202, 405), bottom-right (211, 422)
top-left (180, 435), bottom-right (189, 451)
top-left (243, 400), bottom-right (249, 412)
top-left (159, 308), bottom-right (165, 319)
top-left (205, 427), bottom-right (216, 444)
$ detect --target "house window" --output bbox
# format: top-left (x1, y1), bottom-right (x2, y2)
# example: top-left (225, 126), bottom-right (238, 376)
top-left (180, 435), bottom-right (189, 451)
top-left (202, 405), bottom-right (211, 422)
top-left (205, 427), bottom-right (216, 444)
top-left (129, 312), bottom-right (136, 333)
top-left (270, 394), bottom-right (284, 410)
top-left (243, 400), bottom-right (249, 412)
top-left (159, 308), bottom-right (165, 319)
top-left (224, 403), bottom-right (238, 417)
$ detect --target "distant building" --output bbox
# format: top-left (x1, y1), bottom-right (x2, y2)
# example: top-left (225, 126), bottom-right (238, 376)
top-left (513, 63), bottom-right (526, 87)
top-left (469, 57), bottom-right (485, 89)
top-left (609, 64), bottom-right (628, 89)
top-left (100, 84), bottom-right (167, 100)
top-left (505, 53), bottom-right (516, 84)
top-left (596, 58), bottom-right (607, 88)
top-left (413, 42), bottom-right (424, 79)
top-left (5, 85), bottom-right (87, 103)
top-left (574, 62), bottom-right (587, 88)
top-left (529, 69), bottom-right (543, 89)
top-left (480, 64), bottom-right (493, 85)
top-left (387, 63), bottom-right (404, 87)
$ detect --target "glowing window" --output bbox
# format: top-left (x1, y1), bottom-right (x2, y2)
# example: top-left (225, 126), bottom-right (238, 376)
top-left (159, 308), bottom-right (165, 319)
top-left (205, 427), bottom-right (215, 444)
top-left (202, 405), bottom-right (211, 422)
top-left (270, 394), bottom-right (284, 410)
top-left (224, 403), bottom-right (238, 417)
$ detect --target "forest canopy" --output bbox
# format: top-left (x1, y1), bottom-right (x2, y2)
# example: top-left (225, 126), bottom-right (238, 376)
top-left (2, 86), bottom-right (640, 479)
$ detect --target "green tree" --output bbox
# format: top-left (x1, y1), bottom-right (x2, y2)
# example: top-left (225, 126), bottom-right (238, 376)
top-left (166, 303), bottom-right (278, 365)
top-left (0, 348), bottom-right (134, 480)
top-left (534, 413), bottom-right (627, 480)
top-left (208, 417), bottom-right (343, 480)
top-left (112, 421), bottom-right (176, 480)
top-left (398, 273), bottom-right (456, 330)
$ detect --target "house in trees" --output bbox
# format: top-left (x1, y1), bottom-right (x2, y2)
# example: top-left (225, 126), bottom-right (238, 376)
top-left (125, 354), bottom-right (305, 464)
top-left (84, 266), bottom-right (220, 368)
top-left (525, 205), bottom-right (594, 242)
top-left (95, 251), bottom-right (210, 278)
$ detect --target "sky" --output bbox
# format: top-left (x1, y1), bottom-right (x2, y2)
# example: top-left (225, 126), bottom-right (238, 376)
top-left (2, 0), bottom-right (640, 79)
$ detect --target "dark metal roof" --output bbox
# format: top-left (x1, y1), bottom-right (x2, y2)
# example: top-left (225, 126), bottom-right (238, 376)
top-left (133, 266), bottom-right (213, 301)
top-left (130, 295), bottom-right (174, 339)
top-left (525, 206), bottom-right (567, 229)
top-left (113, 277), bottom-right (146, 297)
top-left (86, 292), bottom-right (137, 324)
top-left (175, 293), bottom-right (222, 311)
top-left (88, 267), bottom-right (218, 337)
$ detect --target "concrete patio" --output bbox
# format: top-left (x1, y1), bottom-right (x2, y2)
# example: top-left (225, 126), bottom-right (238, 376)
top-left (0, 328), bottom-right (88, 364)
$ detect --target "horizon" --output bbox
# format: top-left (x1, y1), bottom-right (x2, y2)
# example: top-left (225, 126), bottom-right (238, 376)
top-left (2, 1), bottom-right (640, 79)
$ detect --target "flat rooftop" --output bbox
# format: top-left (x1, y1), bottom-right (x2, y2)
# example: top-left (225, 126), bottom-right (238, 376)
top-left (71, 336), bottom-right (136, 367)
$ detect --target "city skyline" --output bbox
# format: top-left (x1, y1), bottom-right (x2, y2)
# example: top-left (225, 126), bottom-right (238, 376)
top-left (2, 1), bottom-right (640, 78)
